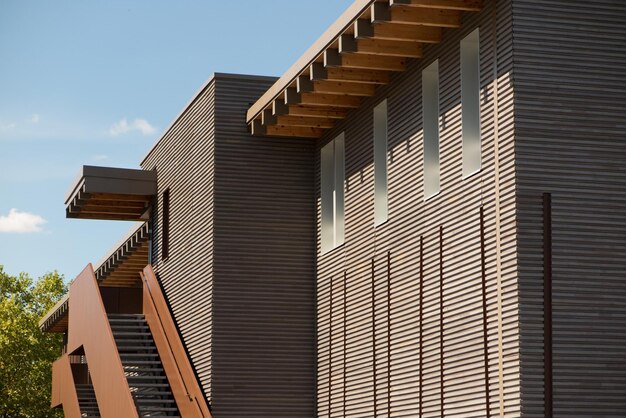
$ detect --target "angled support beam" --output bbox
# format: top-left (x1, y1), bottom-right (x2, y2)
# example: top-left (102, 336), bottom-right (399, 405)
top-left (389, 0), bottom-right (483, 11)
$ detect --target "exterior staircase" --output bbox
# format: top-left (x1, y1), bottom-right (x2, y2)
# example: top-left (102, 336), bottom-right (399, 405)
top-left (109, 313), bottom-right (180, 417)
top-left (49, 264), bottom-right (212, 418)
top-left (75, 384), bottom-right (99, 417)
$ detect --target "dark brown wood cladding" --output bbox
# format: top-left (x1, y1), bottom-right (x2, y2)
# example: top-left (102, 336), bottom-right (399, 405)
top-left (315, 1), bottom-right (519, 417)
top-left (142, 77), bottom-right (218, 401)
top-left (211, 77), bottom-right (316, 418)
top-left (143, 74), bottom-right (316, 417)
top-left (514, 1), bottom-right (626, 416)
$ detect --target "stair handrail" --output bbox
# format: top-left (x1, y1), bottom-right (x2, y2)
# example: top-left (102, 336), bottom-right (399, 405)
top-left (141, 264), bottom-right (213, 418)
top-left (66, 264), bottom-right (140, 418)
top-left (50, 354), bottom-right (82, 418)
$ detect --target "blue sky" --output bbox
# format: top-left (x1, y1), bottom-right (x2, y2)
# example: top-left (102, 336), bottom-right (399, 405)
top-left (0, 0), bottom-right (353, 280)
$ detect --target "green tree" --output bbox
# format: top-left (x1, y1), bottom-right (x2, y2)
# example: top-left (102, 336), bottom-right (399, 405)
top-left (0, 265), bottom-right (66, 418)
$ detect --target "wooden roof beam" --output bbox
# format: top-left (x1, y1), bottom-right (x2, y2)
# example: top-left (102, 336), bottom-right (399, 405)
top-left (372, 3), bottom-right (462, 27)
top-left (324, 48), bottom-right (407, 72)
top-left (265, 125), bottom-right (324, 138)
top-left (355, 19), bottom-right (442, 43)
top-left (342, 35), bottom-right (423, 58)
top-left (287, 105), bottom-right (349, 119)
top-left (310, 63), bottom-right (391, 85)
top-left (286, 87), bottom-right (362, 108)
top-left (300, 72), bottom-right (377, 96)
top-left (389, 0), bottom-right (483, 12)
top-left (275, 115), bottom-right (336, 129)
top-left (313, 80), bottom-right (377, 96)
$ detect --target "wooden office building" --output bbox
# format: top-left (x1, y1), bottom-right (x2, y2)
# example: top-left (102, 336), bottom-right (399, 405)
top-left (41, 1), bottom-right (626, 417)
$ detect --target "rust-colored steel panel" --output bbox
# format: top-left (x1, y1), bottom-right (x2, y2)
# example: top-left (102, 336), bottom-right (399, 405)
top-left (141, 265), bottom-right (212, 418)
top-left (67, 264), bottom-right (139, 418)
top-left (50, 354), bottom-right (82, 418)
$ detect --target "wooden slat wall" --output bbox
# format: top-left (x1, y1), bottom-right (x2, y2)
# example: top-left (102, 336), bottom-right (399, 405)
top-left (142, 79), bottom-right (217, 401)
top-left (315, 1), bottom-right (520, 417)
top-left (143, 74), bottom-right (317, 417)
top-left (211, 76), bottom-right (316, 417)
top-left (317, 1), bottom-right (520, 418)
top-left (513, 1), bottom-right (626, 416)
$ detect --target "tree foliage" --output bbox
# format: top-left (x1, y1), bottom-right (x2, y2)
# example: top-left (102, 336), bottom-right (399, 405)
top-left (0, 265), bottom-right (66, 418)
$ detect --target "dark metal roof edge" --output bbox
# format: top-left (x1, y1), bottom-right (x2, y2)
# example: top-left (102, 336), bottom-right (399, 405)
top-left (64, 165), bottom-right (157, 204)
top-left (140, 72), bottom-right (278, 167)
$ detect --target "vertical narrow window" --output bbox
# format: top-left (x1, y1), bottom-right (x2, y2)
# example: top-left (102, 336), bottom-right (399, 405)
top-left (422, 60), bottom-right (440, 199)
top-left (374, 99), bottom-right (388, 226)
top-left (161, 189), bottom-right (170, 260)
top-left (321, 133), bottom-right (345, 254)
top-left (461, 29), bottom-right (481, 177)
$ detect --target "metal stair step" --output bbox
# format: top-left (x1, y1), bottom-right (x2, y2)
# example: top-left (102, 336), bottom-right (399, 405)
top-left (129, 382), bottom-right (170, 388)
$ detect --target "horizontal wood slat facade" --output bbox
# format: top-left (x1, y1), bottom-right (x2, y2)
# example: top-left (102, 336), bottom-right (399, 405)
top-left (315, 1), bottom-right (519, 416)
top-left (514, 1), bottom-right (626, 416)
top-left (142, 77), bottom-right (218, 402)
top-left (143, 74), bottom-right (316, 417)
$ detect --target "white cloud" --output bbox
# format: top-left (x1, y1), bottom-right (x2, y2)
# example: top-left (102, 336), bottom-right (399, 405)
top-left (109, 118), bottom-right (156, 137)
top-left (27, 114), bottom-right (40, 124)
top-left (0, 209), bottom-right (47, 233)
top-left (93, 154), bottom-right (109, 162)
top-left (0, 122), bottom-right (16, 131)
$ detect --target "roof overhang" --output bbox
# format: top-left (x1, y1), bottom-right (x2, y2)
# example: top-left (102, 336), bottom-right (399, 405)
top-left (65, 166), bottom-right (157, 221)
top-left (39, 223), bottom-right (150, 333)
top-left (93, 222), bottom-right (150, 287)
top-left (39, 294), bottom-right (69, 333)
top-left (247, 0), bottom-right (482, 139)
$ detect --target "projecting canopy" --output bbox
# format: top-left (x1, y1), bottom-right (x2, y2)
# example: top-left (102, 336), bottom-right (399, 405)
top-left (64, 165), bottom-right (157, 221)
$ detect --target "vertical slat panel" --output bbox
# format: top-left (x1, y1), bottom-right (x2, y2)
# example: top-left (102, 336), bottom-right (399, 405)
top-left (315, 1), bottom-right (519, 417)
